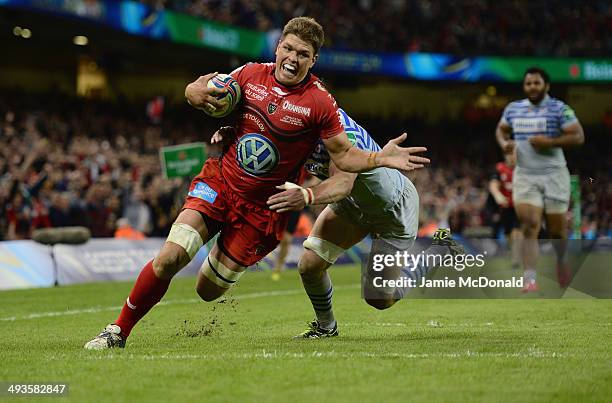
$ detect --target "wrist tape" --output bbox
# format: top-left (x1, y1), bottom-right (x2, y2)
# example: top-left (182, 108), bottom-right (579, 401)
top-left (282, 182), bottom-right (315, 205)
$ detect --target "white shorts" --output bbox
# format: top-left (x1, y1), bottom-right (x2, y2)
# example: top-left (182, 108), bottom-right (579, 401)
top-left (512, 167), bottom-right (570, 214)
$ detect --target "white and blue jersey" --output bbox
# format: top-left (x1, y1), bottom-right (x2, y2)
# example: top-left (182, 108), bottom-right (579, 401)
top-left (304, 109), bottom-right (408, 211)
top-left (500, 95), bottom-right (578, 174)
top-left (338, 108), bottom-right (382, 153)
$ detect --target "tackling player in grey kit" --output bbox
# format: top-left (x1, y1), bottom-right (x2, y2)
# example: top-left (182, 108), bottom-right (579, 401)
top-left (267, 109), bottom-right (462, 338)
top-left (495, 67), bottom-right (584, 292)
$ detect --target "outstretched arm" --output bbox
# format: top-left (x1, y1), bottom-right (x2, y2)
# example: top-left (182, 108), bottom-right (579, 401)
top-left (323, 132), bottom-right (430, 173)
top-left (267, 162), bottom-right (357, 213)
top-left (308, 162), bottom-right (357, 204)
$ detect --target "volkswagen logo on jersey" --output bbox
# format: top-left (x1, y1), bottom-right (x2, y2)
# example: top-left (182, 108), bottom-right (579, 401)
top-left (236, 133), bottom-right (279, 176)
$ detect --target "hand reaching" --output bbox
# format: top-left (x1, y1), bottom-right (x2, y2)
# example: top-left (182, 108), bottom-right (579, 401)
top-left (267, 183), bottom-right (310, 212)
top-left (210, 126), bottom-right (237, 151)
top-left (377, 133), bottom-right (430, 171)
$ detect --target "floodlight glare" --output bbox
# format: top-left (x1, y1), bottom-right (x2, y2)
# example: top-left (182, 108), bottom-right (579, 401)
top-left (73, 35), bottom-right (89, 46)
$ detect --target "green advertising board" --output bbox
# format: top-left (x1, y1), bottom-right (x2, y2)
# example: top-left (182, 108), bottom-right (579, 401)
top-left (165, 12), bottom-right (267, 58)
top-left (160, 143), bottom-right (207, 178)
top-left (397, 53), bottom-right (612, 82)
top-left (480, 58), bottom-right (612, 82)
top-left (4, 0), bottom-right (611, 82)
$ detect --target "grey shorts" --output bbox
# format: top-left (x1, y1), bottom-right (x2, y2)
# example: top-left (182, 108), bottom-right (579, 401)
top-left (329, 179), bottom-right (419, 247)
top-left (512, 166), bottom-right (570, 214)
top-left (304, 179), bottom-right (419, 265)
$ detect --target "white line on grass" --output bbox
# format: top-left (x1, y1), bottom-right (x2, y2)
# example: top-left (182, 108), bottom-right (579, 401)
top-left (83, 349), bottom-right (565, 361)
top-left (0, 284), bottom-right (361, 322)
top-left (343, 322), bottom-right (408, 327)
top-left (342, 322), bottom-right (498, 328)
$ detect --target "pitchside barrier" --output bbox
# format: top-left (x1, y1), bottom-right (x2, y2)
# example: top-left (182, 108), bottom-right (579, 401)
top-left (0, 237), bottom-right (365, 291)
top-left (0, 239), bottom-right (203, 290)
top-left (1, 237), bottom-right (610, 293)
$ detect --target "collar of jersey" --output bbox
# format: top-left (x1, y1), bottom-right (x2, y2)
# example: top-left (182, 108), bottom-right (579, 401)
top-left (528, 94), bottom-right (550, 107)
top-left (271, 67), bottom-right (312, 91)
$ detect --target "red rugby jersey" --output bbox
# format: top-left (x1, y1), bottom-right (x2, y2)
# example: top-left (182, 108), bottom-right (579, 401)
top-left (224, 63), bottom-right (344, 204)
top-left (494, 162), bottom-right (514, 207)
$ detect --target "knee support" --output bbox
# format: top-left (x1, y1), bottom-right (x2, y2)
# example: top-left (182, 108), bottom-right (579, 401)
top-left (166, 223), bottom-right (204, 259)
top-left (201, 254), bottom-right (245, 289)
top-left (303, 236), bottom-right (346, 264)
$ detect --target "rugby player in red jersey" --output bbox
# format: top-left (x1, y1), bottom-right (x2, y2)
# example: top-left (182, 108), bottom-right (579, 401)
top-left (488, 151), bottom-right (522, 271)
top-left (85, 17), bottom-right (429, 349)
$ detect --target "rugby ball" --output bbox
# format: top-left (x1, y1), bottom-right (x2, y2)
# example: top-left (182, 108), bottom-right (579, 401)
top-left (204, 74), bottom-right (241, 118)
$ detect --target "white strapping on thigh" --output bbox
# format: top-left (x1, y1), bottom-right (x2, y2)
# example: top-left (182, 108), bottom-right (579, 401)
top-left (201, 253), bottom-right (245, 288)
top-left (303, 236), bottom-right (346, 264)
top-left (167, 223), bottom-right (203, 259)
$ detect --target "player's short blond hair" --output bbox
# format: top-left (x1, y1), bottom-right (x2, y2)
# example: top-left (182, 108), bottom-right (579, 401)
top-left (281, 17), bottom-right (324, 55)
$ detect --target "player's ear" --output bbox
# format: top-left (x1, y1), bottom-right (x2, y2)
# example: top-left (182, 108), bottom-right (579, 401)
top-left (275, 38), bottom-right (282, 57)
top-left (311, 53), bottom-right (318, 68)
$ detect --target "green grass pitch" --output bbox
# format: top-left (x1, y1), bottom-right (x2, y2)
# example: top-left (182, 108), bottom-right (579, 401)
top-left (1, 263), bottom-right (611, 402)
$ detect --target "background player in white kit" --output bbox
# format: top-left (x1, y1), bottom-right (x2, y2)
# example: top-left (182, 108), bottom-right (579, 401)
top-left (495, 67), bottom-right (584, 292)
top-left (268, 109), bottom-right (462, 338)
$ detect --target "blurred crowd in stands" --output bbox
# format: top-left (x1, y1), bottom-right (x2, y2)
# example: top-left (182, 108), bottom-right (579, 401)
top-left (141, 0), bottom-right (612, 56)
top-left (1, 90), bottom-right (610, 241)
top-left (0, 90), bottom-right (214, 240)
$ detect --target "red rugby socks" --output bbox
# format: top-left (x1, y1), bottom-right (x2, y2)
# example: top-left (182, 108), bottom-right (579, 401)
top-left (114, 260), bottom-right (171, 338)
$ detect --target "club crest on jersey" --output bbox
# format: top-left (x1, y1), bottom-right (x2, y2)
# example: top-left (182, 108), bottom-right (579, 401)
top-left (267, 102), bottom-right (278, 115)
top-left (236, 133), bottom-right (279, 176)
